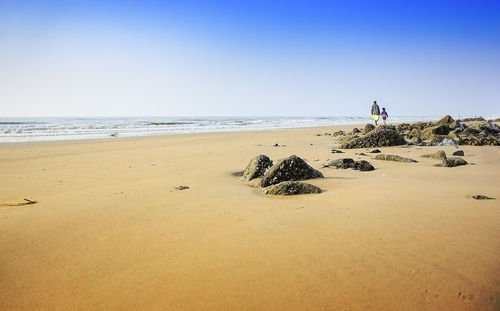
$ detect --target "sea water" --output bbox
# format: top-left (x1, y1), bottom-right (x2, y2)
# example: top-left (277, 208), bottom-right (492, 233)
top-left (0, 116), bottom-right (439, 143)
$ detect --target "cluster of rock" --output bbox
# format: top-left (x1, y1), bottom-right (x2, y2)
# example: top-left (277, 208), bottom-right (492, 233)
top-left (323, 158), bottom-right (374, 171)
top-left (335, 115), bottom-right (499, 148)
top-left (242, 155), bottom-right (323, 195)
top-left (421, 150), bottom-right (467, 167)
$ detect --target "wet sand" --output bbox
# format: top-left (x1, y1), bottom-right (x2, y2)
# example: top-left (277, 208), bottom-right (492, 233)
top-left (1, 126), bottom-right (499, 310)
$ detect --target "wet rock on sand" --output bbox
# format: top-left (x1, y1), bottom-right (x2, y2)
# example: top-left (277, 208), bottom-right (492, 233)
top-left (260, 155), bottom-right (323, 187)
top-left (323, 158), bottom-right (374, 171)
top-left (340, 127), bottom-right (406, 149)
top-left (452, 150), bottom-right (465, 156)
top-left (472, 195), bottom-right (495, 200)
top-left (243, 155), bottom-right (273, 181)
top-left (263, 181), bottom-right (322, 195)
top-left (442, 157), bottom-right (467, 167)
top-left (373, 154), bottom-right (417, 163)
top-left (421, 150), bottom-right (447, 160)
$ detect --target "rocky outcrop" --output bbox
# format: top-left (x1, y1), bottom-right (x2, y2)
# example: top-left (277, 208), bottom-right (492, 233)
top-left (323, 158), bottom-right (374, 171)
top-left (243, 155), bottom-right (273, 181)
top-left (442, 157), bottom-right (467, 167)
top-left (260, 155), bottom-right (323, 187)
top-left (373, 154), bottom-right (417, 163)
top-left (364, 123), bottom-right (376, 134)
top-left (452, 150), bottom-right (464, 156)
top-left (421, 150), bottom-right (447, 160)
top-left (340, 128), bottom-right (406, 149)
top-left (262, 181), bottom-right (322, 195)
top-left (437, 115), bottom-right (455, 126)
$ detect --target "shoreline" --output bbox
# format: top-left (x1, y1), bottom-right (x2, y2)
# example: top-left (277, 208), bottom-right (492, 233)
top-left (1, 123), bottom-right (499, 310)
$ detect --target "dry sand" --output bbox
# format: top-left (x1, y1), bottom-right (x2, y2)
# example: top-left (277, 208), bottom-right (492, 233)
top-left (1, 125), bottom-right (499, 310)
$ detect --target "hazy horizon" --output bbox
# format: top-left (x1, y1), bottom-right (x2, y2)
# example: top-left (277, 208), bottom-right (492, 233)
top-left (1, 1), bottom-right (499, 118)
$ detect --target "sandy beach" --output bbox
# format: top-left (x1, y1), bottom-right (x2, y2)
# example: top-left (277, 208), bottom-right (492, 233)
top-left (1, 125), bottom-right (499, 310)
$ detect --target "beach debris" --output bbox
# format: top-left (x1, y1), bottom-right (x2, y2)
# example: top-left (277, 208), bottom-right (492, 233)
top-left (340, 127), bottom-right (406, 149)
top-left (260, 155), bottom-right (323, 187)
top-left (452, 150), bottom-right (465, 156)
top-left (439, 138), bottom-right (456, 146)
top-left (472, 195), bottom-right (495, 200)
top-left (175, 186), bottom-right (190, 191)
top-left (242, 155), bottom-right (273, 181)
top-left (331, 149), bottom-right (344, 153)
top-left (262, 181), bottom-right (321, 196)
top-left (441, 157), bottom-right (467, 167)
top-left (370, 149), bottom-right (381, 153)
top-left (110, 132), bottom-right (118, 137)
top-left (0, 198), bottom-right (37, 207)
top-left (323, 158), bottom-right (374, 171)
top-left (421, 150), bottom-right (447, 160)
top-left (373, 154), bottom-right (417, 163)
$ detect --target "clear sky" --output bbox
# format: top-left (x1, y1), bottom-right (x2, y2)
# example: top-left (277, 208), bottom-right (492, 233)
top-left (1, 0), bottom-right (499, 117)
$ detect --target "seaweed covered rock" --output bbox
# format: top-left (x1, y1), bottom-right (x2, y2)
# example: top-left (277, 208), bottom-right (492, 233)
top-left (421, 150), bottom-right (447, 160)
top-left (442, 157), bottom-right (467, 167)
top-left (340, 128), bottom-right (406, 149)
top-left (262, 181), bottom-right (322, 195)
top-left (364, 123), bottom-right (376, 134)
top-left (260, 155), bottom-right (323, 187)
top-left (437, 115), bottom-right (455, 126)
top-left (243, 155), bottom-right (273, 181)
top-left (323, 158), bottom-right (374, 171)
top-left (373, 154), bottom-right (417, 163)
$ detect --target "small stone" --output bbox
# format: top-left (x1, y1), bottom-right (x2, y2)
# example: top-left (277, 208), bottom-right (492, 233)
top-left (442, 157), bottom-right (467, 167)
top-left (452, 150), bottom-right (465, 156)
top-left (175, 186), bottom-right (190, 190)
top-left (472, 195), bottom-right (495, 200)
top-left (373, 154), bottom-right (417, 163)
top-left (262, 181), bottom-right (321, 195)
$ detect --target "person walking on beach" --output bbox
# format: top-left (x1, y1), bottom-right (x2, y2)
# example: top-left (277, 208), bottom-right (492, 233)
top-left (381, 107), bottom-right (388, 125)
top-left (371, 101), bottom-right (380, 125)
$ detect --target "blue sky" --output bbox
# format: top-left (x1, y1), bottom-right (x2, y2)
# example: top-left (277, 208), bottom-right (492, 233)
top-left (1, 0), bottom-right (499, 117)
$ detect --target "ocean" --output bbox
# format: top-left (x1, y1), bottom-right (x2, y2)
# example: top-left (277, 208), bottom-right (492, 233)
top-left (0, 116), bottom-right (440, 143)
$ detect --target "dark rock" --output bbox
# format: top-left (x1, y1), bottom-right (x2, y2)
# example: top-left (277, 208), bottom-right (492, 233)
top-left (260, 155), bottom-right (323, 187)
top-left (442, 157), bottom-right (467, 167)
top-left (452, 150), bottom-right (464, 156)
top-left (370, 149), bottom-right (381, 153)
top-left (352, 160), bottom-right (375, 171)
top-left (262, 181), bottom-right (322, 195)
top-left (331, 149), bottom-right (344, 153)
top-left (461, 117), bottom-right (485, 122)
top-left (243, 155), bottom-right (273, 181)
top-left (332, 130), bottom-right (345, 136)
top-left (175, 185), bottom-right (190, 190)
top-left (356, 152), bottom-right (368, 156)
top-left (324, 158), bottom-right (355, 169)
top-left (421, 150), bottom-right (447, 160)
top-left (422, 125), bottom-right (451, 140)
top-left (364, 123), bottom-right (376, 134)
top-left (373, 154), bottom-right (417, 163)
top-left (323, 158), bottom-right (374, 171)
top-left (472, 195), bottom-right (495, 200)
top-left (351, 128), bottom-right (361, 135)
top-left (340, 128), bottom-right (406, 149)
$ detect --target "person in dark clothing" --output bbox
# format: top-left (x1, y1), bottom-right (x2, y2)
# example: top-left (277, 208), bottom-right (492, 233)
top-left (371, 101), bottom-right (380, 125)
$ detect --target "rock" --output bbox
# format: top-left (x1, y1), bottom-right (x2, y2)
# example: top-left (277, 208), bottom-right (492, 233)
top-left (438, 138), bottom-right (456, 146)
top-left (324, 158), bottom-right (355, 169)
top-left (351, 128), bottom-right (361, 135)
top-left (175, 185), bottom-right (190, 190)
top-left (452, 150), bottom-right (465, 156)
top-left (323, 158), bottom-right (374, 171)
top-left (364, 123), bottom-right (376, 134)
top-left (421, 125), bottom-right (451, 140)
top-left (442, 157), bottom-right (467, 167)
top-left (370, 149), bottom-right (381, 153)
top-left (437, 115), bottom-right (455, 126)
top-left (373, 154), bottom-right (417, 163)
top-left (262, 181), bottom-right (322, 195)
top-left (352, 160), bottom-right (375, 171)
top-left (331, 149), bottom-right (344, 153)
top-left (260, 155), bottom-right (323, 187)
top-left (472, 195), bottom-right (495, 200)
top-left (340, 128), bottom-right (406, 149)
top-left (332, 130), bottom-right (345, 136)
top-left (421, 150), bottom-right (447, 160)
top-left (242, 155), bottom-right (273, 181)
